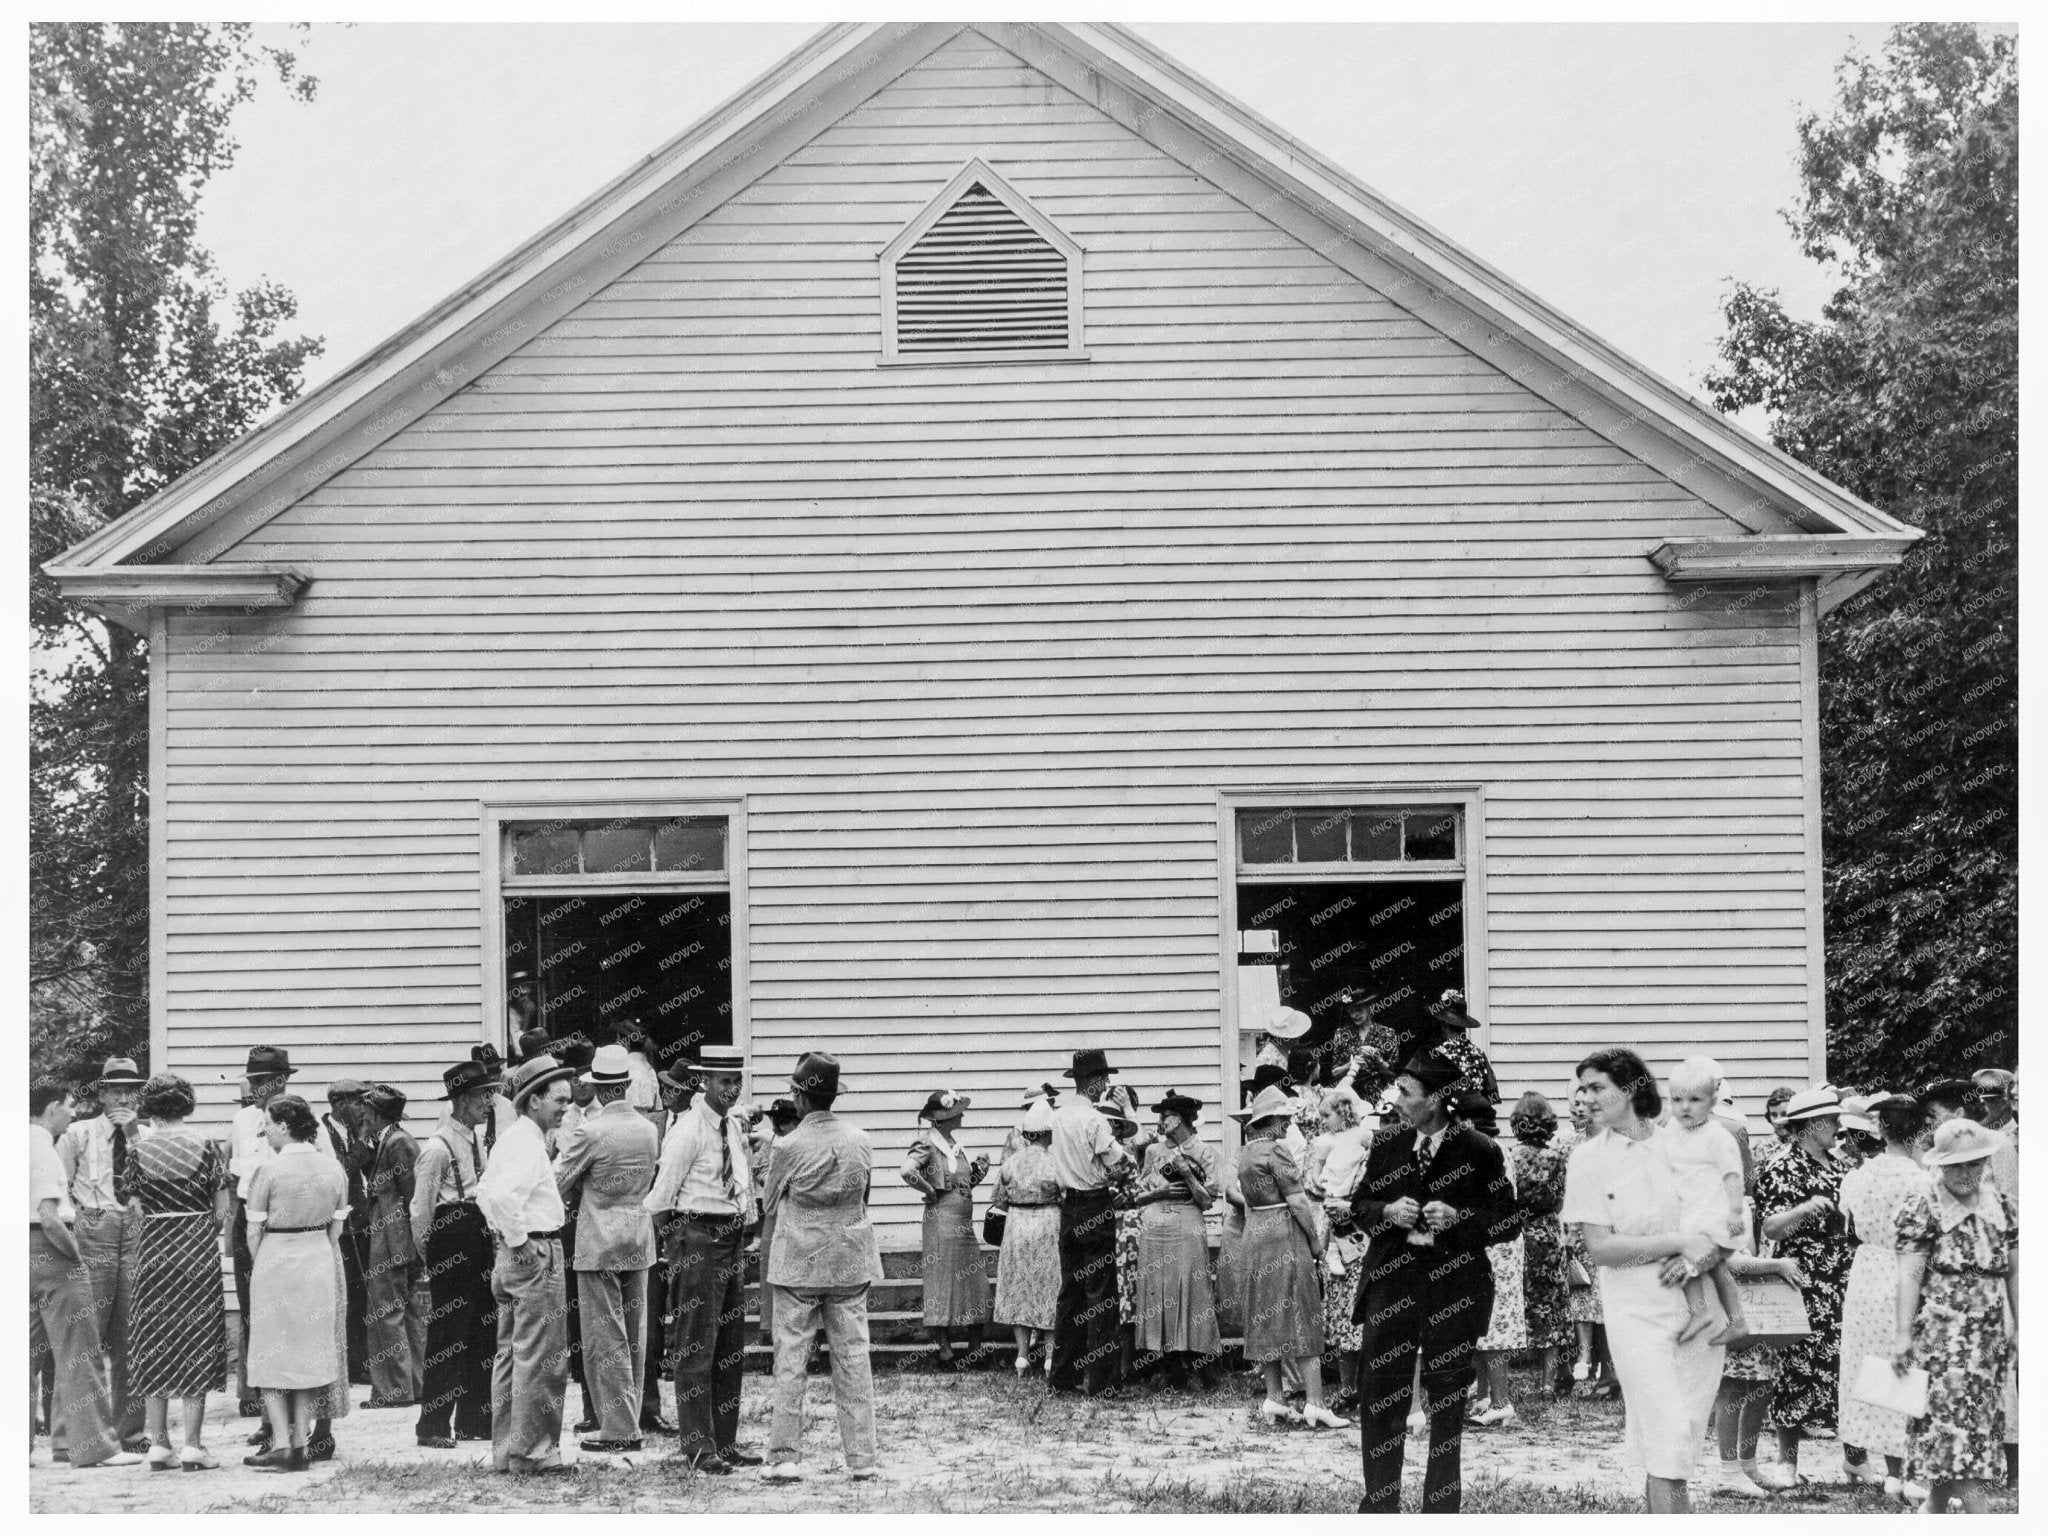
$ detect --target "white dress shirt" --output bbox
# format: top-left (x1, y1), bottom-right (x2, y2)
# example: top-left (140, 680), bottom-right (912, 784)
top-left (625, 1051), bottom-right (660, 1112)
top-left (644, 1097), bottom-right (755, 1219)
top-left (32, 1124), bottom-right (73, 1223)
top-left (230, 1102), bottom-right (274, 1200)
top-left (475, 1115), bottom-right (566, 1246)
top-left (59, 1114), bottom-right (148, 1212)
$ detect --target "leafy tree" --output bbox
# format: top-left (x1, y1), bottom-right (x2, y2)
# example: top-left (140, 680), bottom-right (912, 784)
top-left (1706, 24), bottom-right (2016, 1086)
top-left (30, 24), bottom-right (323, 1085)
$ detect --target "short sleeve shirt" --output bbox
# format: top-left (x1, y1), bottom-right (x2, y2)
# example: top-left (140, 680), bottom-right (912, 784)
top-left (1048, 1099), bottom-right (1119, 1191)
top-left (1561, 1124), bottom-right (1682, 1236)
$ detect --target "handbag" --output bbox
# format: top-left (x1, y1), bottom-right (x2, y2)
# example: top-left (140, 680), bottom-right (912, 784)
top-left (1851, 1353), bottom-right (1929, 1418)
top-left (1732, 1270), bottom-right (1813, 1347)
top-left (1567, 1256), bottom-right (1593, 1289)
top-left (981, 1207), bottom-right (1006, 1247)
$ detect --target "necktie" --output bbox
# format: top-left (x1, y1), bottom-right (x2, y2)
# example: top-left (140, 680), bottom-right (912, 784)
top-left (484, 1113), bottom-right (497, 1160)
top-left (719, 1115), bottom-right (742, 1208)
top-left (112, 1123), bottom-right (129, 1202)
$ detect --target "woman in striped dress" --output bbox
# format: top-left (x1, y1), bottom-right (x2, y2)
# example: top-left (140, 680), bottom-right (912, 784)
top-left (126, 1075), bottom-right (232, 1471)
top-left (901, 1090), bottom-right (990, 1365)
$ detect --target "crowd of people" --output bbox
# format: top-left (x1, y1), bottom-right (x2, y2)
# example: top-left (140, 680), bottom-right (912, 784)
top-left (27, 1003), bottom-right (2019, 1513)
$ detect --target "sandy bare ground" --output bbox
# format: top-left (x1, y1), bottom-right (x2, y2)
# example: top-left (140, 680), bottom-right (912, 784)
top-left (28, 1368), bottom-right (1871, 1515)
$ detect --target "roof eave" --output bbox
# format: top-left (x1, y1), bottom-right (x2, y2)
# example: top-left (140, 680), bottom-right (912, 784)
top-left (43, 562), bottom-right (310, 634)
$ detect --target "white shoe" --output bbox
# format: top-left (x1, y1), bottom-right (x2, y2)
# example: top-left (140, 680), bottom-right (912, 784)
top-left (81, 1451), bottom-right (146, 1468)
top-left (1571, 1361), bottom-right (1590, 1381)
top-left (1259, 1398), bottom-right (1300, 1424)
top-left (1901, 1479), bottom-right (1930, 1506)
top-left (1301, 1403), bottom-right (1351, 1429)
top-left (1014, 1356), bottom-right (1031, 1375)
top-left (1471, 1403), bottom-right (1516, 1428)
top-left (763, 1461), bottom-right (803, 1482)
top-left (1713, 1462), bottom-right (1765, 1499)
top-left (1406, 1410), bottom-right (1427, 1435)
top-left (1743, 1462), bottom-right (1797, 1494)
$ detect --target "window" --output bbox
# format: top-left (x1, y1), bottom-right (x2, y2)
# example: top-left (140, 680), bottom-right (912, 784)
top-left (504, 816), bottom-right (726, 884)
top-left (1235, 805), bottom-right (1464, 869)
top-left (879, 159), bottom-right (1084, 363)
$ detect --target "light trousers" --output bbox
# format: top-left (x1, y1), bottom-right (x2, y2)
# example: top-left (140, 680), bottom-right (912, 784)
top-left (489, 1238), bottom-right (568, 1472)
top-left (574, 1267), bottom-right (647, 1442)
top-left (71, 1206), bottom-right (142, 1440)
top-left (30, 1231), bottom-right (120, 1466)
top-left (766, 1283), bottom-right (876, 1472)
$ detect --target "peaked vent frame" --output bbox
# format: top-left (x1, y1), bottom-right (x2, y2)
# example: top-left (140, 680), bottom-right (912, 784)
top-left (879, 158), bottom-right (1086, 365)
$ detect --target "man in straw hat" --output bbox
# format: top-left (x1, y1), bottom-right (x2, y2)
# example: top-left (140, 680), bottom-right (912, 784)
top-left (55, 1055), bottom-right (151, 1450)
top-left (475, 1052), bottom-right (577, 1474)
top-left (761, 1050), bottom-right (882, 1481)
top-left (409, 1060), bottom-right (500, 1448)
top-left (555, 1044), bottom-right (660, 1455)
top-left (1048, 1047), bottom-right (1136, 1397)
top-left (643, 1044), bottom-right (760, 1474)
top-left (1330, 1052), bottom-right (1514, 1513)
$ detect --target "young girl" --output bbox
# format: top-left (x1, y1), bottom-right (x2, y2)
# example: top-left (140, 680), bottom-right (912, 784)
top-left (1665, 1058), bottom-right (1753, 1345)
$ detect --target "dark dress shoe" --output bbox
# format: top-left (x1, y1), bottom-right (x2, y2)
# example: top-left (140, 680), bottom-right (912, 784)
top-left (720, 1446), bottom-right (764, 1466)
top-left (417, 1435), bottom-right (458, 1450)
top-left (246, 1428), bottom-right (273, 1448)
top-left (120, 1436), bottom-right (152, 1455)
top-left (639, 1414), bottom-right (677, 1435)
top-left (580, 1437), bottom-right (643, 1454)
top-left (456, 1429), bottom-right (492, 1442)
top-left (573, 1418), bottom-right (600, 1435)
top-left (360, 1396), bottom-right (415, 1410)
top-left (683, 1452), bottom-right (733, 1476)
top-left (245, 1446), bottom-right (305, 1472)
top-left (307, 1438), bottom-right (335, 1463)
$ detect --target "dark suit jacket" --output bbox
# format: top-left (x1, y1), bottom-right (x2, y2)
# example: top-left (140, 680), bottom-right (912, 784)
top-left (364, 1124), bottom-right (422, 1270)
top-left (1345, 1122), bottom-right (1516, 1333)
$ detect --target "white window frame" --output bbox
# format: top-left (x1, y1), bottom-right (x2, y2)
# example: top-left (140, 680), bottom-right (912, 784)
top-left (878, 157), bottom-right (1087, 366)
top-left (479, 795), bottom-right (749, 1055)
top-left (1215, 785), bottom-right (1488, 1130)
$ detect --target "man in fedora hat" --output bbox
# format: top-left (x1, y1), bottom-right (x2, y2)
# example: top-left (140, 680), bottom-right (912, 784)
top-left (226, 1045), bottom-right (298, 1418)
top-left (409, 1061), bottom-right (501, 1448)
top-left (761, 1051), bottom-right (882, 1481)
top-left (1329, 1053), bottom-right (1515, 1514)
top-left (55, 1056), bottom-right (151, 1450)
top-left (1048, 1048), bottom-right (1136, 1397)
top-left (643, 1043), bottom-right (760, 1473)
top-left (360, 1083), bottom-right (426, 1408)
top-left (475, 1053), bottom-right (577, 1474)
top-left (555, 1044), bottom-right (660, 1455)
top-left (321, 1080), bottom-right (375, 1387)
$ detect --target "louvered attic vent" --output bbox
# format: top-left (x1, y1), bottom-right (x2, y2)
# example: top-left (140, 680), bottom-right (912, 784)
top-left (880, 160), bottom-right (1084, 363)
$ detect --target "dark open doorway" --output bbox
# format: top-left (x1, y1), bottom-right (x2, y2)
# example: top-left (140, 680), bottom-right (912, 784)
top-left (1238, 878), bottom-right (1465, 1081)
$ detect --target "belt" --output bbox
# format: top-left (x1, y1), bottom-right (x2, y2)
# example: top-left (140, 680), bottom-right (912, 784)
top-left (265, 1223), bottom-right (335, 1234)
top-left (499, 1232), bottom-right (561, 1246)
top-left (1248, 1201), bottom-right (1288, 1211)
top-left (1006, 1201), bottom-right (1059, 1209)
top-left (1060, 1187), bottom-right (1114, 1203)
top-left (675, 1209), bottom-right (746, 1226)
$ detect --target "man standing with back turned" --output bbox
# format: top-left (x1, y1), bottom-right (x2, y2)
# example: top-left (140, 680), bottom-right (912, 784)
top-left (1048, 1047), bottom-right (1133, 1397)
top-left (761, 1050), bottom-right (881, 1482)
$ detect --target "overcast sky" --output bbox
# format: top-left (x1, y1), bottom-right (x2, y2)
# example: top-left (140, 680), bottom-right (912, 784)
top-left (200, 22), bottom-right (1892, 416)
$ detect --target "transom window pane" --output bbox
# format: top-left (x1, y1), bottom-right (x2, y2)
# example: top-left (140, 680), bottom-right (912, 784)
top-left (1236, 805), bottom-right (1462, 866)
top-left (507, 817), bottom-right (727, 878)
top-left (653, 817), bottom-right (725, 874)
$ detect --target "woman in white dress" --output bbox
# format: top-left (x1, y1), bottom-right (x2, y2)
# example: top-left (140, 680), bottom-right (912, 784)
top-left (1562, 1048), bottom-right (1726, 1514)
top-left (1835, 1092), bottom-right (1929, 1502)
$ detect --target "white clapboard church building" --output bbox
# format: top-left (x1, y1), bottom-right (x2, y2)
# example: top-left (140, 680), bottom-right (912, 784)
top-left (51, 22), bottom-right (1917, 1245)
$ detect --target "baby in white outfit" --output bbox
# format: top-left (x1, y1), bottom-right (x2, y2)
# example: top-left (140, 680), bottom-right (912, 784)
top-left (1665, 1057), bottom-right (1753, 1346)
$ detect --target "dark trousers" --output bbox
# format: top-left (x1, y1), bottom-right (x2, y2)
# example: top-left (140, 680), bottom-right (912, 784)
top-left (562, 1216), bottom-right (586, 1410)
top-left (1050, 1190), bottom-right (1120, 1396)
top-left (416, 1202), bottom-right (496, 1440)
top-left (232, 1201), bottom-right (255, 1402)
top-left (641, 1252), bottom-right (667, 1423)
top-left (1356, 1285), bottom-right (1482, 1514)
top-left (339, 1226), bottom-right (370, 1385)
top-left (667, 1213), bottom-right (747, 1458)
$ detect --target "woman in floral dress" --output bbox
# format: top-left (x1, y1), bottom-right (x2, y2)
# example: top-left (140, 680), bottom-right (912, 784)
top-left (1558, 1086), bottom-right (1614, 1394)
top-left (1754, 1086), bottom-right (1855, 1482)
top-left (990, 1100), bottom-right (1062, 1375)
top-left (1508, 1092), bottom-right (1572, 1394)
top-left (1464, 1096), bottom-right (1526, 1426)
top-left (1894, 1119), bottom-right (2017, 1514)
top-left (1836, 1093), bottom-right (1927, 1493)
